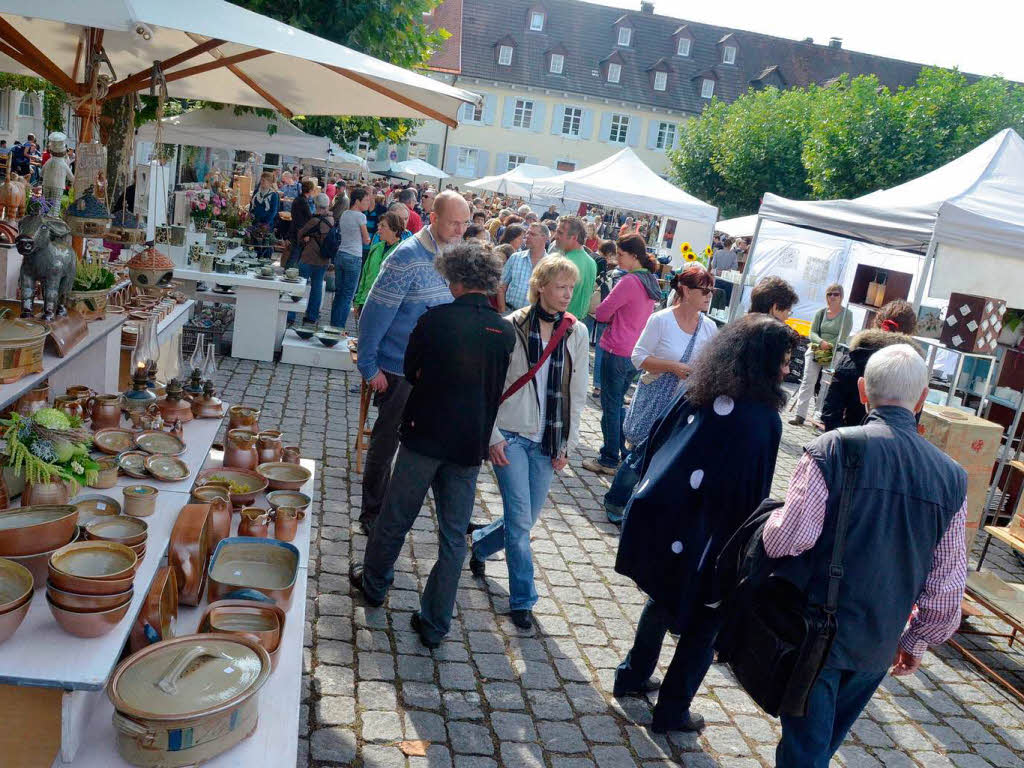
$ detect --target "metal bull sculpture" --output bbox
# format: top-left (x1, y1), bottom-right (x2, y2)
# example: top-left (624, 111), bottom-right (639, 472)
top-left (15, 212), bottom-right (77, 320)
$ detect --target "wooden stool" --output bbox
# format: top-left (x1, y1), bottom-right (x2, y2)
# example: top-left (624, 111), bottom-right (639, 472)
top-left (352, 350), bottom-right (373, 473)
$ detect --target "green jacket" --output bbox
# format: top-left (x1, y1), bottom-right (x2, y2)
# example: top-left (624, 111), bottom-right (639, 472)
top-left (354, 238), bottom-right (400, 307)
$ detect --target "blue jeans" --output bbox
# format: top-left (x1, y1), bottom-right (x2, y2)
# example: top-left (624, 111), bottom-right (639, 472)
top-left (598, 351), bottom-right (637, 467)
top-left (777, 667), bottom-right (887, 768)
top-left (301, 263), bottom-right (327, 324)
top-left (593, 322), bottom-right (607, 390)
top-left (471, 431), bottom-right (554, 612)
top-left (331, 251), bottom-right (361, 330)
top-left (361, 444), bottom-right (480, 643)
top-left (604, 445), bottom-right (642, 521)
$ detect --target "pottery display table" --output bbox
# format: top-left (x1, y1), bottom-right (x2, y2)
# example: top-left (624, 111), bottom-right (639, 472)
top-left (173, 269), bottom-right (305, 362)
top-left (117, 300), bottom-right (196, 391)
top-left (280, 332), bottom-right (358, 372)
top-left (192, 287), bottom-right (310, 358)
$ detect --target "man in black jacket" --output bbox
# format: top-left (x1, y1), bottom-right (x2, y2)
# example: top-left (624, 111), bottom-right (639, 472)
top-left (352, 242), bottom-right (515, 648)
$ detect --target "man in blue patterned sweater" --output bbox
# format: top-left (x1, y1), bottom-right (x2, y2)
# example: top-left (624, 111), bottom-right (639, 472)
top-left (356, 190), bottom-right (471, 531)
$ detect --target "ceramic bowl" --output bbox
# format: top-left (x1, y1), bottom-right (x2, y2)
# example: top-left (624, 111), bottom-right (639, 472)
top-left (195, 468), bottom-right (268, 507)
top-left (191, 485), bottom-right (232, 505)
top-left (144, 454), bottom-right (189, 481)
top-left (293, 326), bottom-right (315, 341)
top-left (46, 564), bottom-right (134, 596)
top-left (256, 462), bottom-right (312, 491)
top-left (199, 599), bottom-right (285, 661)
top-left (50, 540), bottom-right (138, 581)
top-left (207, 537), bottom-right (300, 608)
top-left (46, 581), bottom-right (133, 612)
top-left (123, 485), bottom-right (159, 517)
top-left (47, 593), bottom-right (132, 637)
top-left (0, 596), bottom-right (31, 644)
top-left (0, 505), bottom-right (79, 557)
top-left (314, 332), bottom-right (340, 348)
top-left (0, 557), bottom-right (35, 613)
top-left (70, 494), bottom-right (122, 526)
top-left (117, 450), bottom-right (150, 479)
top-left (85, 516), bottom-right (148, 547)
top-left (5, 527), bottom-right (81, 587)
top-left (321, 326), bottom-right (343, 335)
top-left (88, 458), bottom-right (120, 489)
top-left (265, 490), bottom-right (311, 517)
top-left (93, 428), bottom-right (135, 455)
top-left (134, 430), bottom-right (186, 456)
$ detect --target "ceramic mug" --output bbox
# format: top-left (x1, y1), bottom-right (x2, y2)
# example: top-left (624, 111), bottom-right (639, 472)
top-left (66, 385), bottom-right (95, 404)
top-left (284, 268), bottom-right (299, 280)
top-left (282, 446), bottom-right (301, 464)
top-left (238, 508), bottom-right (270, 538)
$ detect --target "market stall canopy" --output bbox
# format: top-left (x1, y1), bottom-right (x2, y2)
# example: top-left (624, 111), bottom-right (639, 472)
top-left (136, 108), bottom-right (330, 157)
top-left (530, 148), bottom-right (718, 227)
top-left (389, 158), bottom-right (449, 179)
top-left (466, 164), bottom-right (562, 198)
top-left (758, 129), bottom-right (1024, 255)
top-left (0, 0), bottom-right (479, 126)
top-left (714, 214), bottom-right (758, 239)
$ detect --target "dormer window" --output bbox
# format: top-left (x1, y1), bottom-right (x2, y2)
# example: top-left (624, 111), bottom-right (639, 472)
top-left (701, 78), bottom-right (715, 98)
top-left (653, 71), bottom-right (667, 91)
top-left (617, 27), bottom-right (632, 46)
top-left (676, 38), bottom-right (691, 57)
top-left (607, 62), bottom-right (622, 83)
top-left (722, 45), bottom-right (737, 65)
top-left (498, 45), bottom-right (513, 66)
top-left (529, 11), bottom-right (545, 31)
top-left (550, 53), bottom-right (564, 74)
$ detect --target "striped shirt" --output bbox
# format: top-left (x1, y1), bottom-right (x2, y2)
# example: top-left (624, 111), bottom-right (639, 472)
top-left (501, 250), bottom-right (545, 310)
top-left (763, 453), bottom-right (967, 658)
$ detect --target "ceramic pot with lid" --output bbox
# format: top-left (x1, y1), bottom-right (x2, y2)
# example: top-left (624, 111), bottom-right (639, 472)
top-left (54, 395), bottom-right (85, 422)
top-left (281, 445), bottom-right (301, 464)
top-left (107, 633), bottom-right (271, 768)
top-left (224, 429), bottom-right (259, 471)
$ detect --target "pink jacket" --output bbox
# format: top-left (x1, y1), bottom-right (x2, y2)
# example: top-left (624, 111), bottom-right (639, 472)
top-left (595, 273), bottom-right (655, 358)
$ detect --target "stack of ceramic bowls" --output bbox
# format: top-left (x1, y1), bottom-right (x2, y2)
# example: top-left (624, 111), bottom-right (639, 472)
top-left (46, 541), bottom-right (138, 637)
top-left (0, 505), bottom-right (80, 586)
top-left (0, 558), bottom-right (34, 644)
top-left (85, 516), bottom-right (148, 563)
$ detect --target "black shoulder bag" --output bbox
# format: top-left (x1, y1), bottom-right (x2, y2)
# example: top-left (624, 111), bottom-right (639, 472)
top-left (722, 427), bottom-right (866, 718)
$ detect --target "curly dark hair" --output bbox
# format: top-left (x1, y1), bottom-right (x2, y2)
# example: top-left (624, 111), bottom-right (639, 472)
top-left (749, 276), bottom-right (799, 314)
top-left (685, 313), bottom-right (798, 411)
top-left (434, 242), bottom-right (504, 293)
top-left (874, 299), bottom-right (917, 335)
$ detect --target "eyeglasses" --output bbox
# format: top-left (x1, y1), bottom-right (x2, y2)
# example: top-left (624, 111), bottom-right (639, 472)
top-left (696, 287), bottom-right (713, 296)
top-left (826, 292), bottom-right (841, 298)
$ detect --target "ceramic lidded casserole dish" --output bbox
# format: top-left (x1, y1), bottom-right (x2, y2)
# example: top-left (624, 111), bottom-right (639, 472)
top-left (207, 537), bottom-right (299, 609)
top-left (0, 505), bottom-right (78, 556)
top-left (107, 633), bottom-right (271, 767)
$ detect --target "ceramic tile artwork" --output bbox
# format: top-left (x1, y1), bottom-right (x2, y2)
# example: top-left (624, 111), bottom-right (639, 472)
top-left (938, 291), bottom-right (1006, 354)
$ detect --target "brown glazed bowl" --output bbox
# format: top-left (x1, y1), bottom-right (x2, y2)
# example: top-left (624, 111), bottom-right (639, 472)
top-left (0, 505), bottom-right (79, 557)
top-left (47, 593), bottom-right (132, 637)
top-left (85, 516), bottom-right (148, 547)
top-left (195, 468), bottom-right (268, 507)
top-left (46, 581), bottom-right (133, 612)
top-left (255, 462), bottom-right (311, 492)
top-left (50, 540), bottom-right (138, 581)
top-left (0, 598), bottom-right (32, 645)
top-left (5, 526), bottom-right (81, 587)
top-left (0, 557), bottom-right (35, 613)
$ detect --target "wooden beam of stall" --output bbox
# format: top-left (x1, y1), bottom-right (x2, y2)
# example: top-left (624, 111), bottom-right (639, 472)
top-left (321, 64), bottom-right (459, 128)
top-left (122, 49), bottom-right (272, 95)
top-left (107, 37), bottom-right (227, 99)
top-left (0, 17), bottom-right (81, 95)
top-left (224, 63), bottom-right (293, 118)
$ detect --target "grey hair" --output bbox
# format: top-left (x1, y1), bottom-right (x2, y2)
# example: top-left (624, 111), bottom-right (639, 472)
top-left (435, 242), bottom-right (503, 293)
top-left (314, 193), bottom-right (330, 211)
top-left (517, 204), bottom-right (531, 216)
top-left (863, 344), bottom-right (928, 410)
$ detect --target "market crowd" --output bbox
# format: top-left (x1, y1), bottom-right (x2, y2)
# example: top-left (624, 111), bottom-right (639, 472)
top-left (250, 171), bottom-right (967, 766)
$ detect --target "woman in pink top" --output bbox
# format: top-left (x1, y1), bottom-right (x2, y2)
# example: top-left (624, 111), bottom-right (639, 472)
top-left (582, 234), bottom-right (661, 474)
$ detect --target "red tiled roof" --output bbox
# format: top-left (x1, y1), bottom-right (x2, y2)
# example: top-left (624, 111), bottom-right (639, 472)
top-left (425, 0), bottom-right (463, 74)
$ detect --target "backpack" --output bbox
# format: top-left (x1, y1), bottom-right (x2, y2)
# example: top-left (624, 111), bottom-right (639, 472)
top-left (312, 214), bottom-right (341, 261)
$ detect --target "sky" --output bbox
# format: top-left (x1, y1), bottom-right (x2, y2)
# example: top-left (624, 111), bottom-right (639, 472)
top-left (597, 0), bottom-right (1024, 82)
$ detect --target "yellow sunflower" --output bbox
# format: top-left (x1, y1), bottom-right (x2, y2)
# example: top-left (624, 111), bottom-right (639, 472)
top-left (683, 250), bottom-right (698, 262)
top-left (704, 245), bottom-right (714, 258)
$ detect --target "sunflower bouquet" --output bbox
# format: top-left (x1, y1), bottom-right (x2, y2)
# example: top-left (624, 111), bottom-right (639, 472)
top-left (0, 409), bottom-right (99, 487)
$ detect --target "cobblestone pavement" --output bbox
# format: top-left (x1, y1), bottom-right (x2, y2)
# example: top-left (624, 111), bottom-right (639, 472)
top-left (217, 355), bottom-right (1024, 768)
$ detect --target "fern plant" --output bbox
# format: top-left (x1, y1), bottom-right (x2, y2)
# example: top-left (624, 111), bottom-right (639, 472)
top-left (0, 412), bottom-right (98, 487)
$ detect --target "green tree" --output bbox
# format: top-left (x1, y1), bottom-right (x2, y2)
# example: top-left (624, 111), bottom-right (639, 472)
top-left (667, 99), bottom-right (728, 212)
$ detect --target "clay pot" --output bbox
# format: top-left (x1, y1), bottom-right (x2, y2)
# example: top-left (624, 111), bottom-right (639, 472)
top-left (54, 395), bottom-right (85, 422)
top-left (90, 394), bottom-right (124, 430)
top-left (281, 446), bottom-right (301, 464)
top-left (228, 405), bottom-right (260, 431)
top-left (16, 383), bottom-right (50, 416)
top-left (169, 504), bottom-right (211, 607)
top-left (88, 459), bottom-right (119, 489)
top-left (22, 480), bottom-right (71, 506)
top-left (238, 508), bottom-right (270, 538)
top-left (65, 385), bottom-right (95, 405)
top-left (203, 488), bottom-right (232, 553)
top-left (273, 506), bottom-right (299, 542)
top-left (224, 429), bottom-right (259, 471)
top-left (123, 485), bottom-right (158, 517)
top-left (256, 430), bottom-right (284, 464)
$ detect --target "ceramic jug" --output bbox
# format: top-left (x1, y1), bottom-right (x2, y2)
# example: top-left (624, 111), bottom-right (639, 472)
top-left (90, 393), bottom-right (123, 430)
top-left (204, 490), bottom-right (232, 551)
top-left (282, 445), bottom-right (301, 464)
top-left (257, 430), bottom-right (284, 464)
top-left (224, 429), bottom-right (259, 470)
top-left (274, 506), bottom-right (299, 542)
top-left (238, 508), bottom-right (270, 538)
top-left (54, 395), bottom-right (85, 422)
top-left (228, 405), bottom-right (260, 431)
top-left (16, 383), bottom-right (50, 416)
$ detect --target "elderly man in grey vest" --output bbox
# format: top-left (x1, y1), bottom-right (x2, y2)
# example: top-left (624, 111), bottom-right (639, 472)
top-left (764, 344), bottom-right (967, 767)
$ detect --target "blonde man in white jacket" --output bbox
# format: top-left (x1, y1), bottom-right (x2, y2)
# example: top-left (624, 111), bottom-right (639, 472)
top-left (469, 257), bottom-right (590, 629)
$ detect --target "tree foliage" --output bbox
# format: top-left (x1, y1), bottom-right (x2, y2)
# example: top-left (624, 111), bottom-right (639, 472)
top-left (669, 67), bottom-right (1024, 216)
top-left (0, 74), bottom-right (70, 135)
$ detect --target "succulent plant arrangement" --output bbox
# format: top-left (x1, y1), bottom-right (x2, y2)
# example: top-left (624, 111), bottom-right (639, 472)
top-left (0, 409), bottom-right (99, 486)
top-left (72, 261), bottom-right (118, 292)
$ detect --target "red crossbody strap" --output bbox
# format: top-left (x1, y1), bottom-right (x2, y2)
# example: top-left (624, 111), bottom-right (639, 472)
top-left (500, 314), bottom-right (576, 404)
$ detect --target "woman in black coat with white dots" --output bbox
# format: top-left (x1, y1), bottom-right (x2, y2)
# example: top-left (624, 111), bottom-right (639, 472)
top-left (614, 314), bottom-right (797, 734)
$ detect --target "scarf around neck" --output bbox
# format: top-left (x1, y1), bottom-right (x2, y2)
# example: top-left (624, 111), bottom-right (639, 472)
top-left (527, 304), bottom-right (568, 457)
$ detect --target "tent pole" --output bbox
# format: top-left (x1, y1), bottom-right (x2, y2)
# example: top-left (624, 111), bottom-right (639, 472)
top-left (912, 237), bottom-right (937, 311)
top-left (727, 215), bottom-right (762, 322)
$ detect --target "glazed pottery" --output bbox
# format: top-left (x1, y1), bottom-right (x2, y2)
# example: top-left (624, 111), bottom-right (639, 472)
top-left (256, 430), bottom-right (283, 464)
top-left (66, 385), bottom-right (95, 403)
top-left (265, 490), bottom-right (310, 517)
top-left (224, 429), bottom-right (259, 470)
top-left (273, 506), bottom-right (299, 542)
top-left (89, 394), bottom-right (124, 430)
top-left (0, 595), bottom-right (31, 644)
top-left (314, 332), bottom-right (340, 347)
top-left (85, 516), bottom-right (147, 547)
top-left (0, 557), bottom-right (34, 612)
top-left (130, 566), bottom-right (177, 653)
top-left (47, 593), bottom-right (132, 637)
top-left (237, 508), bottom-right (270, 538)
top-left (144, 455), bottom-right (189, 482)
top-left (70, 494), bottom-right (122, 525)
top-left (156, 383), bottom-right (194, 424)
top-left (135, 430), bottom-right (186, 456)
top-left (107, 634), bottom-right (271, 767)
top-left (256, 462), bottom-right (311, 491)
top-left (118, 451), bottom-right (151, 479)
top-left (169, 504), bottom-right (211, 607)
top-left (202, 489), bottom-right (232, 553)
top-left (49, 540), bottom-right (138, 581)
top-left (54, 394), bottom-right (85, 422)
top-left (227, 405), bottom-right (260, 431)
top-left (293, 325), bottom-right (314, 341)
top-left (15, 383), bottom-right (50, 416)
top-left (281, 445), bottom-right (301, 464)
top-left (207, 537), bottom-right (299, 608)
top-left (124, 485), bottom-right (159, 517)
top-left (198, 600), bottom-right (285, 665)
top-left (89, 458), bottom-right (120, 489)
top-left (47, 581), bottom-right (133, 612)
top-left (5, 527), bottom-right (80, 586)
top-left (195, 468), bottom-right (268, 508)
top-left (94, 427), bottom-right (134, 455)
top-left (0, 505), bottom-right (78, 556)
top-left (21, 480), bottom-right (71, 506)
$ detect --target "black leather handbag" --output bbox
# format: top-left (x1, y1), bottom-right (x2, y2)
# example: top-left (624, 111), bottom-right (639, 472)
top-left (717, 427), bottom-right (866, 718)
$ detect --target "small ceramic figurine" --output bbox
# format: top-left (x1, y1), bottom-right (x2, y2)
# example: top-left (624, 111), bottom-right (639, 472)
top-left (15, 209), bottom-right (77, 320)
top-left (41, 132), bottom-right (74, 212)
top-left (169, 419), bottom-right (184, 439)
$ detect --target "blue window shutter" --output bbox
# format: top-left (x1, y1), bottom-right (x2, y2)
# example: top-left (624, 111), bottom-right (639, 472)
top-left (443, 146), bottom-right (458, 175)
top-left (581, 109), bottom-right (594, 140)
top-left (502, 97), bottom-right (515, 128)
top-left (375, 144), bottom-right (388, 162)
top-left (475, 150), bottom-right (490, 177)
top-left (483, 94), bottom-right (497, 125)
top-left (598, 112), bottom-right (611, 143)
top-left (647, 121), bottom-right (659, 150)
top-left (427, 144), bottom-right (440, 167)
top-left (397, 144), bottom-right (409, 162)
top-left (531, 101), bottom-right (546, 133)
top-left (627, 117), bottom-right (640, 147)
top-left (551, 104), bottom-right (564, 135)
top-left (495, 153), bottom-right (509, 173)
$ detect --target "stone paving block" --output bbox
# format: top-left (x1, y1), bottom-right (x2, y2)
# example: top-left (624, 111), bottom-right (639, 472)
top-left (593, 745), bottom-right (639, 768)
top-left (499, 742), bottom-right (545, 767)
top-left (440, 662), bottom-right (478, 690)
top-left (448, 722), bottom-right (495, 755)
top-left (404, 710), bottom-right (448, 742)
top-left (482, 681), bottom-right (526, 710)
top-left (358, 681), bottom-right (398, 709)
top-left (408, 745), bottom-right (453, 768)
top-left (403, 682), bottom-right (443, 710)
top-left (316, 695), bottom-right (355, 726)
top-left (491, 711), bottom-right (538, 741)
top-left (474, 653), bottom-right (516, 680)
top-left (361, 744), bottom-right (407, 768)
top-left (310, 726), bottom-right (357, 764)
top-left (538, 721), bottom-right (588, 753)
top-left (398, 653), bottom-right (436, 682)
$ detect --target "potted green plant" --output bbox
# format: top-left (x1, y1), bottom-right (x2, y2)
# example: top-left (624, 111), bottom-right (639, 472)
top-left (0, 408), bottom-right (99, 503)
top-left (69, 261), bottom-right (118, 321)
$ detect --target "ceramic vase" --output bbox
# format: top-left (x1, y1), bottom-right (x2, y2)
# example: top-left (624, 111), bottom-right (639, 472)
top-left (224, 429), bottom-right (259, 471)
top-left (22, 479), bottom-right (71, 505)
top-left (257, 430), bottom-right (284, 464)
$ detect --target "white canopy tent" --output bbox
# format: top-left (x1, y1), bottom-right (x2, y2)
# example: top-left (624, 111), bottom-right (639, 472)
top-left (466, 164), bottom-right (562, 198)
top-left (755, 128), bottom-right (1024, 308)
top-left (302, 144), bottom-right (369, 173)
top-left (136, 108), bottom-right (330, 157)
top-left (389, 158), bottom-right (449, 180)
top-left (715, 214), bottom-right (759, 239)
